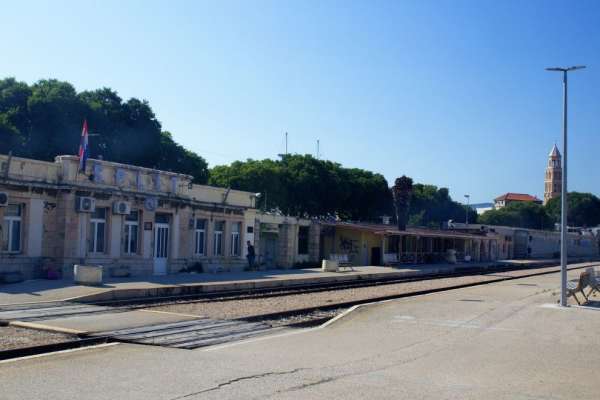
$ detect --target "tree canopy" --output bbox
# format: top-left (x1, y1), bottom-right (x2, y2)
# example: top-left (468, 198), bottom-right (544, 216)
top-left (209, 154), bottom-right (392, 220)
top-left (408, 184), bottom-right (478, 228)
top-left (0, 78), bottom-right (208, 183)
top-left (545, 192), bottom-right (600, 227)
top-left (210, 160), bottom-right (475, 226)
top-left (478, 192), bottom-right (600, 230)
top-left (479, 201), bottom-right (553, 230)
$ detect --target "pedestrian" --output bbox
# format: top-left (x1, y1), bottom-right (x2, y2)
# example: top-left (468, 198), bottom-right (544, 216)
top-left (246, 241), bottom-right (256, 270)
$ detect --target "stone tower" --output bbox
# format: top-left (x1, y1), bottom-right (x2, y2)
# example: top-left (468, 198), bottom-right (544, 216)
top-left (544, 144), bottom-right (562, 205)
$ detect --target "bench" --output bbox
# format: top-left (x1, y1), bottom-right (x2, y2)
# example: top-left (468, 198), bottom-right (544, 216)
top-left (329, 254), bottom-right (354, 271)
top-left (586, 267), bottom-right (600, 297)
top-left (383, 253), bottom-right (401, 267)
top-left (566, 270), bottom-right (591, 305)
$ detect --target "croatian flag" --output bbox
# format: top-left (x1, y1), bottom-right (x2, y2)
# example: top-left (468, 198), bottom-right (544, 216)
top-left (78, 119), bottom-right (89, 172)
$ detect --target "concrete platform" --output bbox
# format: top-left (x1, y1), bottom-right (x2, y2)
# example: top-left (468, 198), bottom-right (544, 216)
top-left (2, 264), bottom-right (600, 399)
top-left (25, 309), bottom-right (204, 334)
top-left (0, 258), bottom-right (589, 306)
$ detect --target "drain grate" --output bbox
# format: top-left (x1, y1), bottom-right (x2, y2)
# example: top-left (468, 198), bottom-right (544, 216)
top-left (458, 299), bottom-right (484, 302)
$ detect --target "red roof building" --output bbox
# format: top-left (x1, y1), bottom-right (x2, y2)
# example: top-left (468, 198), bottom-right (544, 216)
top-left (494, 193), bottom-right (542, 209)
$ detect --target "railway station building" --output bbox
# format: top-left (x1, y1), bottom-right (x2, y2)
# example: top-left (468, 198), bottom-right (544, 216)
top-left (1, 153), bottom-right (597, 281)
top-left (0, 153), bottom-right (260, 279)
top-left (318, 221), bottom-right (500, 266)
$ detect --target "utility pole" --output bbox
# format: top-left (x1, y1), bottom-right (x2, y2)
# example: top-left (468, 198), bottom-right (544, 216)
top-left (285, 132), bottom-right (288, 155)
top-left (316, 139), bottom-right (320, 160)
top-left (464, 194), bottom-right (470, 225)
top-left (545, 65), bottom-right (585, 307)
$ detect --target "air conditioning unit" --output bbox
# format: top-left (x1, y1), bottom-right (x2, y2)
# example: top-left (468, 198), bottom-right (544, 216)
top-left (76, 196), bottom-right (96, 213)
top-left (0, 192), bottom-right (8, 207)
top-left (112, 201), bottom-right (131, 215)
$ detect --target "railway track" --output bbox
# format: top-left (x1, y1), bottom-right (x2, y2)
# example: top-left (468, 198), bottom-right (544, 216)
top-left (0, 261), bottom-right (571, 321)
top-left (1, 261), bottom-right (597, 360)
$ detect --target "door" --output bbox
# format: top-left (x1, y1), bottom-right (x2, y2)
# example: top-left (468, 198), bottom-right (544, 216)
top-left (513, 230), bottom-right (529, 259)
top-left (260, 233), bottom-right (278, 269)
top-left (153, 223), bottom-right (169, 275)
top-left (371, 247), bottom-right (382, 266)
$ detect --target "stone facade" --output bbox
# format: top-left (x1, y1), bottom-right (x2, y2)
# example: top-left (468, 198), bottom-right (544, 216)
top-left (254, 213), bottom-right (319, 269)
top-left (0, 154), bottom-right (259, 279)
top-left (544, 144), bottom-right (562, 205)
top-left (456, 224), bottom-right (598, 260)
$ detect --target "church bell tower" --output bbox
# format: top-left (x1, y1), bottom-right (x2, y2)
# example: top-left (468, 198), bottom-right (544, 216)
top-left (544, 144), bottom-right (562, 205)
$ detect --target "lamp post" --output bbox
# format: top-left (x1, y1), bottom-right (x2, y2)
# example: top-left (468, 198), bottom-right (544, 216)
top-left (545, 65), bottom-right (585, 307)
top-left (464, 194), bottom-right (470, 225)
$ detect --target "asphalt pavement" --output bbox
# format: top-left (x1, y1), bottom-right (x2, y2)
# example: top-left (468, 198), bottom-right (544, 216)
top-left (1, 268), bottom-right (599, 400)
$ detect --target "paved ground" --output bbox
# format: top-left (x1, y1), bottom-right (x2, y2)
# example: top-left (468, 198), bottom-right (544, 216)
top-left (0, 259), bottom-right (566, 305)
top-left (1, 268), bottom-right (599, 399)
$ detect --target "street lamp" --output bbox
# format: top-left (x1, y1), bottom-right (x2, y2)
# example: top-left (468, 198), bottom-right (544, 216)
top-left (464, 194), bottom-right (470, 225)
top-left (545, 65), bottom-right (586, 307)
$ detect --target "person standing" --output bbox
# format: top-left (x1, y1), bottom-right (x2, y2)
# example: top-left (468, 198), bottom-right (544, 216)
top-left (246, 241), bottom-right (256, 270)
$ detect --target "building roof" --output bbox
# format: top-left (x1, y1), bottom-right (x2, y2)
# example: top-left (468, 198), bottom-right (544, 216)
top-left (494, 193), bottom-right (540, 202)
top-left (549, 144), bottom-right (561, 158)
top-left (320, 221), bottom-right (491, 240)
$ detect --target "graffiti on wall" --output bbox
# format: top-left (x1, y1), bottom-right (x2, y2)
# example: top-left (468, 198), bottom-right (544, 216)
top-left (339, 236), bottom-right (359, 254)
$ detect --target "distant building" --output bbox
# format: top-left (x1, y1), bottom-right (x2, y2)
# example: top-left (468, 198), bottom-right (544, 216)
top-left (494, 193), bottom-right (542, 209)
top-left (469, 202), bottom-right (494, 215)
top-left (544, 144), bottom-right (562, 205)
top-left (447, 223), bottom-right (599, 260)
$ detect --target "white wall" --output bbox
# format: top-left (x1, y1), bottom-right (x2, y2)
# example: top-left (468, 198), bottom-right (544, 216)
top-left (26, 198), bottom-right (44, 257)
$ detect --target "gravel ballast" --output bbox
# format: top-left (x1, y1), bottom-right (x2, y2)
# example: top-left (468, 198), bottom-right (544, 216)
top-left (147, 264), bottom-right (587, 320)
top-left (0, 326), bottom-right (77, 351)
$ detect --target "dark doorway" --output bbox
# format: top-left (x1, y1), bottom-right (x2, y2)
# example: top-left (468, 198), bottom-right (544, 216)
top-left (371, 247), bottom-right (382, 266)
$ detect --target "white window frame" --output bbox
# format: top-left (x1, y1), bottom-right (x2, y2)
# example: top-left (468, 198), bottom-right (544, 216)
top-left (230, 222), bottom-right (241, 256)
top-left (89, 208), bottom-right (107, 254)
top-left (123, 211), bottom-right (139, 255)
top-left (194, 219), bottom-right (206, 256)
top-left (2, 204), bottom-right (22, 253)
top-left (213, 221), bottom-right (224, 256)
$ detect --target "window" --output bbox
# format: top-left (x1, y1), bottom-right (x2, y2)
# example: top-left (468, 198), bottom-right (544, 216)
top-left (89, 208), bottom-right (107, 253)
top-left (194, 219), bottom-right (206, 256)
top-left (230, 222), bottom-right (241, 256)
top-left (298, 226), bottom-right (309, 255)
top-left (213, 221), bottom-right (224, 256)
top-left (124, 211), bottom-right (139, 255)
top-left (2, 204), bottom-right (22, 253)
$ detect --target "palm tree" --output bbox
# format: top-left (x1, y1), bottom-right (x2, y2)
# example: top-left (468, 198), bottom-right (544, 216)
top-left (392, 175), bottom-right (413, 231)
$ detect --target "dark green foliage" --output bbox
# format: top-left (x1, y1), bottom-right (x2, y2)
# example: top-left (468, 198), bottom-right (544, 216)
top-left (481, 193), bottom-right (600, 230)
top-left (0, 78), bottom-right (208, 183)
top-left (209, 154), bottom-right (392, 220)
top-left (545, 192), bottom-right (600, 227)
top-left (392, 176), bottom-right (413, 230)
top-left (408, 184), bottom-right (477, 228)
top-left (479, 202), bottom-right (553, 230)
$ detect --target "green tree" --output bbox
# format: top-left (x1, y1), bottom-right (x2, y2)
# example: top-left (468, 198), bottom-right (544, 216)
top-left (209, 154), bottom-right (391, 220)
top-left (545, 192), bottom-right (600, 227)
top-left (0, 77), bottom-right (209, 183)
top-left (479, 202), bottom-right (553, 230)
top-left (0, 78), bottom-right (31, 154)
top-left (408, 184), bottom-right (477, 228)
top-left (392, 176), bottom-right (413, 230)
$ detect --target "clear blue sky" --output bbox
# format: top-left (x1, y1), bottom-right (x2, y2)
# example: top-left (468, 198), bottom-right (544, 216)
top-left (1, 0), bottom-right (598, 203)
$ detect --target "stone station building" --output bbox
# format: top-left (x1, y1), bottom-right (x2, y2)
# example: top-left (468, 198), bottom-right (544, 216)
top-left (0, 154), bottom-right (260, 279)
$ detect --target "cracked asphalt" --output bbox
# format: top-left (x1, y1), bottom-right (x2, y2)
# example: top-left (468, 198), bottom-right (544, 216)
top-left (2, 268), bottom-right (600, 400)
